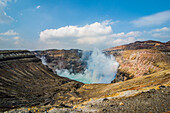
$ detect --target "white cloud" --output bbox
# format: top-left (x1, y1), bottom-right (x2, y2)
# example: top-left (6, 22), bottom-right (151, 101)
top-left (39, 21), bottom-right (143, 49)
top-left (126, 31), bottom-right (141, 37)
top-left (13, 36), bottom-right (20, 45)
top-left (131, 10), bottom-right (170, 27)
top-left (111, 31), bottom-right (141, 38)
top-left (13, 36), bottom-right (20, 40)
top-left (102, 19), bottom-right (119, 25)
top-left (0, 11), bottom-right (13, 24)
top-left (110, 37), bottom-right (141, 45)
top-left (0, 37), bottom-right (9, 41)
top-left (151, 27), bottom-right (170, 32)
top-left (111, 32), bottom-right (125, 37)
top-left (0, 0), bottom-right (12, 7)
top-left (36, 5), bottom-right (40, 9)
top-left (0, 35), bottom-right (22, 49)
top-left (0, 0), bottom-right (15, 24)
top-left (40, 21), bottom-right (112, 42)
top-left (152, 33), bottom-right (170, 38)
top-left (0, 30), bottom-right (18, 35)
top-left (149, 27), bottom-right (170, 39)
top-left (77, 36), bottom-right (107, 45)
top-left (0, 29), bottom-right (22, 49)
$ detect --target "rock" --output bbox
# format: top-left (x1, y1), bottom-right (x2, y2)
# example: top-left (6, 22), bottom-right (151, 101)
top-left (103, 98), bottom-right (109, 101)
top-left (33, 49), bottom-right (86, 74)
top-left (149, 89), bottom-right (156, 93)
top-left (159, 85), bottom-right (166, 89)
top-left (110, 104), bottom-right (114, 107)
top-left (119, 102), bottom-right (124, 106)
top-left (102, 109), bottom-right (107, 112)
top-left (59, 103), bottom-right (72, 108)
top-left (50, 100), bottom-right (55, 105)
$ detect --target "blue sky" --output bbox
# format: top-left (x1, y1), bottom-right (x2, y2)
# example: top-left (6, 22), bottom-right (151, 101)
top-left (0, 0), bottom-right (170, 50)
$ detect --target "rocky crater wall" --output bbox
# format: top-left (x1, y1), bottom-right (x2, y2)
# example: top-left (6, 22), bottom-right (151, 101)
top-left (110, 49), bottom-right (170, 83)
top-left (33, 49), bottom-right (87, 74)
top-left (33, 48), bottom-right (170, 84)
top-left (0, 50), bottom-right (83, 112)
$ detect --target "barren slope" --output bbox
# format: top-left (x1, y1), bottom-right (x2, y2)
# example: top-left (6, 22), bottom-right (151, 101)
top-left (0, 50), bottom-right (83, 112)
top-left (1, 48), bottom-right (170, 113)
top-left (105, 40), bottom-right (170, 83)
top-left (6, 69), bottom-right (170, 112)
top-left (110, 49), bottom-right (170, 83)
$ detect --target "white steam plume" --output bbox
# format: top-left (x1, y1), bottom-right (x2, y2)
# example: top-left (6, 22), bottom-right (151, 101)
top-left (56, 48), bottom-right (119, 84)
top-left (40, 56), bottom-right (47, 65)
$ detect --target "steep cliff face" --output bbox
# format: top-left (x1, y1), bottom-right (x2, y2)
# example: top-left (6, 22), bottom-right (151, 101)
top-left (0, 50), bottom-right (83, 112)
top-left (105, 40), bottom-right (170, 83)
top-left (110, 49), bottom-right (170, 83)
top-left (33, 49), bottom-right (86, 74)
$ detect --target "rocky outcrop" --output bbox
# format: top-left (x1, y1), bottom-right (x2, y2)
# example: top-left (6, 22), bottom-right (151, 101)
top-left (0, 50), bottom-right (83, 112)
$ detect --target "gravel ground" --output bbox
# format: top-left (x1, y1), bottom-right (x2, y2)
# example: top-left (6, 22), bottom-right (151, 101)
top-left (78, 86), bottom-right (170, 113)
top-left (5, 86), bottom-right (170, 113)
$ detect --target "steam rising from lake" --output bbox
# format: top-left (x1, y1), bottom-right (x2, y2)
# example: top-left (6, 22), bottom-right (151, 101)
top-left (40, 56), bottom-right (47, 65)
top-left (56, 49), bottom-right (119, 84)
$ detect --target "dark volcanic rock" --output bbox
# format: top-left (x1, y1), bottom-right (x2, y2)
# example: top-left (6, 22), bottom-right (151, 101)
top-left (111, 70), bottom-right (133, 83)
top-left (0, 50), bottom-right (84, 112)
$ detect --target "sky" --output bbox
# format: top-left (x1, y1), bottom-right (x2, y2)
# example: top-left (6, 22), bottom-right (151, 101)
top-left (0, 0), bottom-right (170, 50)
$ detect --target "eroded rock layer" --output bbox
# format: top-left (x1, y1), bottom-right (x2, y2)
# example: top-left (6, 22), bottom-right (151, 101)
top-left (0, 50), bottom-right (83, 112)
top-left (104, 40), bottom-right (170, 83)
top-left (111, 49), bottom-right (170, 83)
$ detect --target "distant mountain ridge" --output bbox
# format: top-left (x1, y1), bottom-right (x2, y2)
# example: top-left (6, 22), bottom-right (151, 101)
top-left (105, 40), bottom-right (170, 52)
